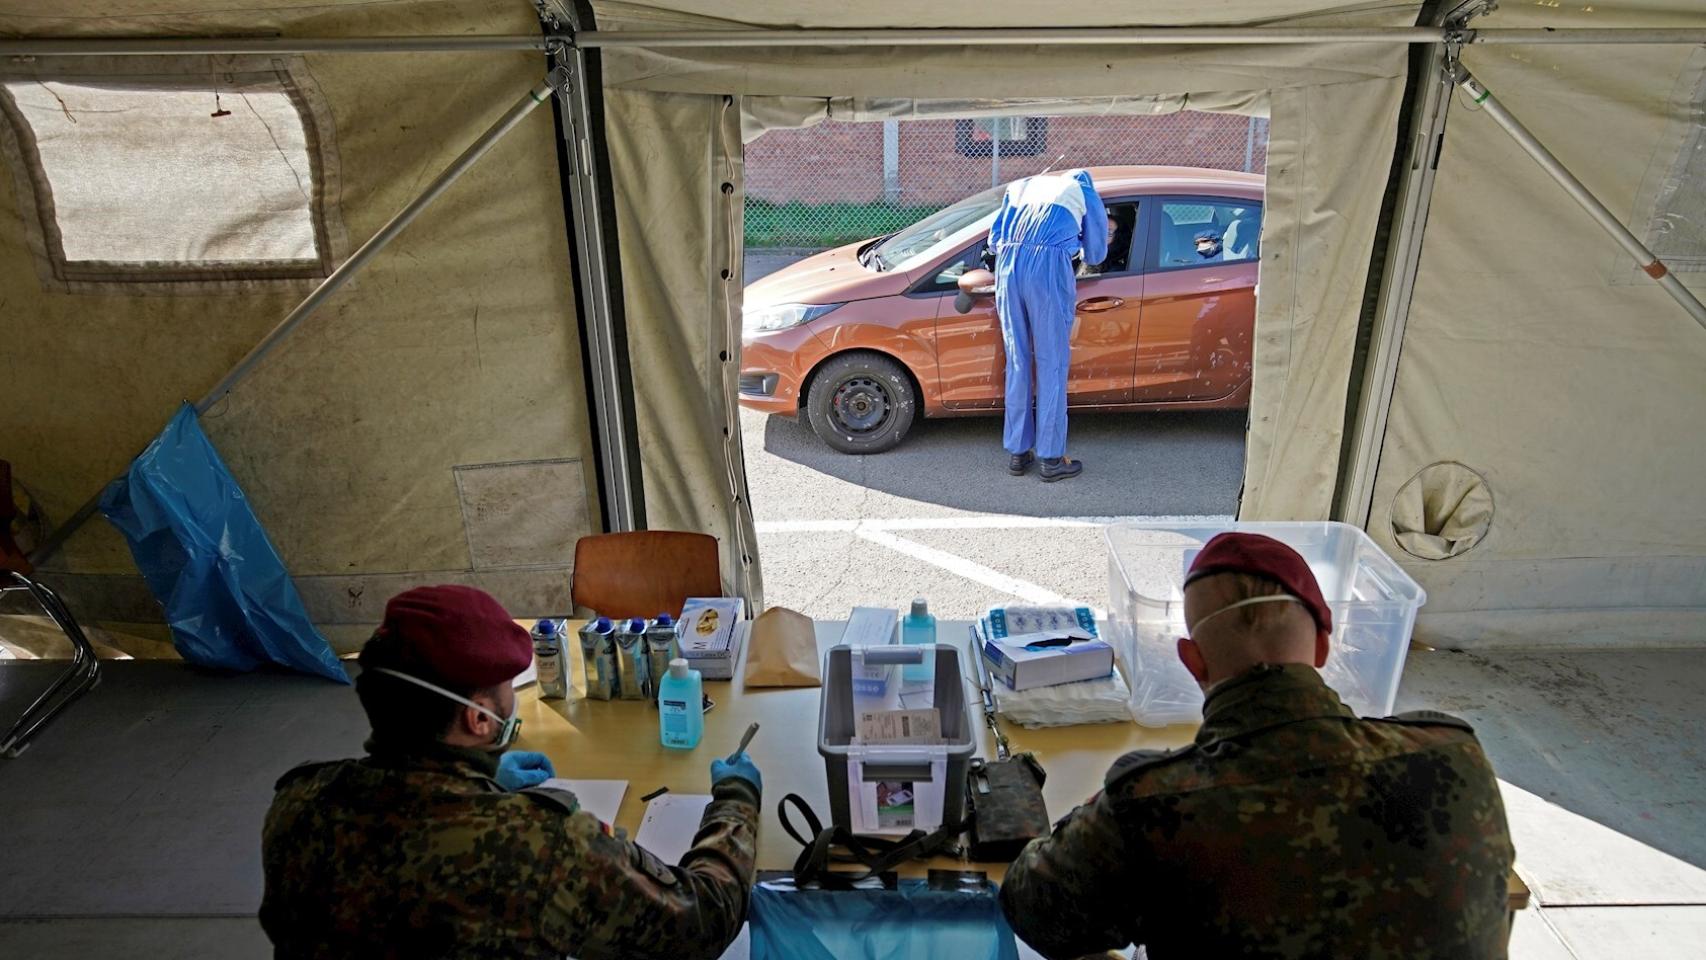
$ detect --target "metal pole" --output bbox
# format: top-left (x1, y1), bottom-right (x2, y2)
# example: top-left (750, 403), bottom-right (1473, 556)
top-left (578, 27), bottom-right (1443, 47)
top-left (28, 75), bottom-right (560, 566)
top-left (0, 36), bottom-right (548, 56)
top-left (554, 35), bottom-right (644, 532)
top-left (1243, 116), bottom-right (1257, 172)
top-left (1451, 63), bottom-right (1706, 331)
top-left (991, 120), bottom-right (1001, 188)
top-left (3, 27), bottom-right (1704, 58)
top-left (1335, 43), bottom-right (1457, 527)
top-left (572, 26), bottom-right (1706, 49)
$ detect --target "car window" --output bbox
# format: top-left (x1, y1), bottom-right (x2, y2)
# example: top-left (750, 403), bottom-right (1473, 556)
top-left (873, 184), bottom-right (1006, 272)
top-left (1152, 198), bottom-right (1262, 270)
top-left (918, 242), bottom-right (985, 294)
top-left (1081, 201), bottom-right (1139, 277)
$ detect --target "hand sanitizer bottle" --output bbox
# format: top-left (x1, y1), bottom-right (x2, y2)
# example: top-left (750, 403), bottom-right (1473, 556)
top-left (901, 597), bottom-right (936, 683)
top-left (657, 658), bottom-right (704, 749)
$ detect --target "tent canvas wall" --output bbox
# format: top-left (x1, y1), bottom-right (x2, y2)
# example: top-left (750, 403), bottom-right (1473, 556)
top-left (2, 0), bottom-right (1703, 652)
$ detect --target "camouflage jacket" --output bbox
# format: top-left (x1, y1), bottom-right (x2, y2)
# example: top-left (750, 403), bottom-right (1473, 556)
top-left (1001, 663), bottom-right (1514, 960)
top-left (259, 739), bottom-right (758, 960)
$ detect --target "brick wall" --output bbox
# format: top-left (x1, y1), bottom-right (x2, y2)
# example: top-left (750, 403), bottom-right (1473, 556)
top-left (749, 112), bottom-right (1267, 206)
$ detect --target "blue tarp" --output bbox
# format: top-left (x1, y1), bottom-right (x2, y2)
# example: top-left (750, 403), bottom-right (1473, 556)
top-left (100, 404), bottom-right (348, 683)
top-left (749, 879), bottom-right (1020, 960)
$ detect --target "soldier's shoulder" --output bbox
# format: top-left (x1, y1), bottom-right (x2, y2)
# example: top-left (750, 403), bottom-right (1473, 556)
top-left (1369, 709), bottom-right (1478, 735)
top-left (518, 785), bottom-right (582, 818)
top-left (1104, 744), bottom-right (1199, 789)
top-left (272, 758), bottom-right (351, 793)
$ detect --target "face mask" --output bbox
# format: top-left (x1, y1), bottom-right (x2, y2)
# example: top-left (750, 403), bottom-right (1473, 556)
top-left (370, 667), bottom-right (521, 750)
top-left (1186, 595), bottom-right (1301, 638)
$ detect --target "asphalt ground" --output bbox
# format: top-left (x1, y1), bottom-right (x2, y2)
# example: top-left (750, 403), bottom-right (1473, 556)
top-left (742, 404), bottom-right (1246, 620)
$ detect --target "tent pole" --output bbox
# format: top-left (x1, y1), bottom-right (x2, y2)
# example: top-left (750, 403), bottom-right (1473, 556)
top-left (27, 74), bottom-right (562, 567)
top-left (1334, 44), bottom-right (1457, 527)
top-left (4, 28), bottom-right (1705, 57)
top-left (1450, 63), bottom-right (1706, 332)
top-left (0, 36), bottom-right (548, 55)
top-left (570, 27), bottom-right (1706, 48)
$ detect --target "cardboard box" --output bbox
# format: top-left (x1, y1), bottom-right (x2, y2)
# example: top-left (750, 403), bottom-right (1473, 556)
top-left (677, 597), bottom-right (745, 680)
top-left (980, 631), bottom-right (1115, 692)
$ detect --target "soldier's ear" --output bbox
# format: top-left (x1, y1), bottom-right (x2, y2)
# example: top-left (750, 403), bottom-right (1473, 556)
top-left (1177, 637), bottom-right (1209, 683)
top-left (1313, 629), bottom-right (1330, 669)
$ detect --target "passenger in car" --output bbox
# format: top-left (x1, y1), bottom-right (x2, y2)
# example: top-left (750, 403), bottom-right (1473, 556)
top-left (1193, 229), bottom-right (1224, 261)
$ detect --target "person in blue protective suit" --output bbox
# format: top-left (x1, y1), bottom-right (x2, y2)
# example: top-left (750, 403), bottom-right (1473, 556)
top-left (988, 169), bottom-right (1108, 482)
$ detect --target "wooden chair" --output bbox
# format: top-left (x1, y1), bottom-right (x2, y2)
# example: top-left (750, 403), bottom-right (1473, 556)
top-left (1, 459), bottom-right (101, 757)
top-left (571, 531), bottom-right (722, 620)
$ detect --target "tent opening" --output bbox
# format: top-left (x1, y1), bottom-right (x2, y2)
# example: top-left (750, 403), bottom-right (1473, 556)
top-left (738, 110), bottom-right (1267, 619)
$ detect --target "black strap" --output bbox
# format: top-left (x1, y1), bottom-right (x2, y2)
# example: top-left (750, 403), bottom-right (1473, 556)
top-left (778, 793), bottom-right (961, 889)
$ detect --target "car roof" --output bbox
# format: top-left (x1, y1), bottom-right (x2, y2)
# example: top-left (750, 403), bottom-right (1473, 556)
top-left (1077, 165), bottom-right (1264, 199)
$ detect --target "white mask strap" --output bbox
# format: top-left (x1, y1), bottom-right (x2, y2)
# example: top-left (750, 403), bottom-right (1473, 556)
top-left (370, 667), bottom-right (520, 748)
top-left (1187, 595), bottom-right (1301, 637)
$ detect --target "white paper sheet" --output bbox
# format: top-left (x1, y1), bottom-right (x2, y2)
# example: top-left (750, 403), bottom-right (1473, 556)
top-left (540, 778), bottom-right (627, 825)
top-left (635, 793), bottom-right (712, 864)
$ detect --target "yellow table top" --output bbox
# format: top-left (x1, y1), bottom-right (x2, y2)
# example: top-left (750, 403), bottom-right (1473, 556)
top-left (514, 619), bottom-right (1527, 908)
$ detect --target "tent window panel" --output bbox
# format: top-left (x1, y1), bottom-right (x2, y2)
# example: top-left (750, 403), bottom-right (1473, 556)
top-left (1647, 80), bottom-right (1706, 274)
top-left (0, 76), bottom-right (328, 279)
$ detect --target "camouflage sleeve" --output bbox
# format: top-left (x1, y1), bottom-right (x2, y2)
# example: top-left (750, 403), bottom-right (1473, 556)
top-left (1000, 791), bottom-right (1141, 960)
top-left (546, 777), bottom-right (759, 960)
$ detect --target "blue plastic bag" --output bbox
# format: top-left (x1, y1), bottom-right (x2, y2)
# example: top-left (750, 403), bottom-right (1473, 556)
top-left (100, 404), bottom-right (348, 683)
top-left (749, 879), bottom-right (1020, 960)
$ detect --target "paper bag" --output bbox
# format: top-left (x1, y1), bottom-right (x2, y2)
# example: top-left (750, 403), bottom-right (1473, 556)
top-left (742, 606), bottom-right (821, 687)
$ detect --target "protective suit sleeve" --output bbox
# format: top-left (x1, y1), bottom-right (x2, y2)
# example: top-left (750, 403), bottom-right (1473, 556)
top-left (1076, 172), bottom-right (1109, 267)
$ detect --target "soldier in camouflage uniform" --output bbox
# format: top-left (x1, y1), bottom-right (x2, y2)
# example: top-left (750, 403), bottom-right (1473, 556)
top-left (260, 585), bottom-right (761, 959)
top-left (1001, 533), bottom-right (1515, 959)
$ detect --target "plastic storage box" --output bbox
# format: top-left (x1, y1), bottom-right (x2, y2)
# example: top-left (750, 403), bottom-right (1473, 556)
top-left (819, 644), bottom-right (975, 836)
top-left (1105, 521), bottom-right (1426, 727)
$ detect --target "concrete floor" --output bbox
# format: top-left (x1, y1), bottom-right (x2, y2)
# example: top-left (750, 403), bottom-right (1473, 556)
top-left (3, 648), bottom-right (1703, 958)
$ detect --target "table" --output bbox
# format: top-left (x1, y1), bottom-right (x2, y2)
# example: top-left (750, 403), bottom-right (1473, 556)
top-left (515, 619), bottom-right (1528, 909)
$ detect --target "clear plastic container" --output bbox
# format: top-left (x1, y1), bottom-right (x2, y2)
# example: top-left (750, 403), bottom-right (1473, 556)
top-left (1105, 521), bottom-right (1426, 727)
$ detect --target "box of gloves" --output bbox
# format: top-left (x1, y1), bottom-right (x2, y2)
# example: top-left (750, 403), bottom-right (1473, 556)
top-left (977, 606), bottom-right (1114, 692)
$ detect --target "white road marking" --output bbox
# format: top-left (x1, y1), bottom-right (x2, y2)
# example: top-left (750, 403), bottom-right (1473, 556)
top-left (853, 527), bottom-right (1085, 607)
top-left (755, 514), bottom-right (1232, 534)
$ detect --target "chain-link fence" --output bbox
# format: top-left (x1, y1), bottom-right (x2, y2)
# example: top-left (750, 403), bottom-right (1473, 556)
top-left (745, 112), bottom-right (1268, 253)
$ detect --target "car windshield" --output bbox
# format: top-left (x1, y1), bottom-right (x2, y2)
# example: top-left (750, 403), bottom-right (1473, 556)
top-left (869, 184), bottom-right (1006, 273)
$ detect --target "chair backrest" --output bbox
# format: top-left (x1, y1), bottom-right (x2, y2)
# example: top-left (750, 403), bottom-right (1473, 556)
top-left (571, 531), bottom-right (722, 620)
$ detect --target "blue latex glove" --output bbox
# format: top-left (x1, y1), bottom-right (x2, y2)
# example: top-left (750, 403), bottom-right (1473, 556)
top-left (496, 750), bottom-right (555, 791)
top-left (711, 752), bottom-right (762, 793)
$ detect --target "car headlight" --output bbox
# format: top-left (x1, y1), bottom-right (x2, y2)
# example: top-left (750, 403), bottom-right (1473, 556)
top-left (742, 302), bottom-right (843, 335)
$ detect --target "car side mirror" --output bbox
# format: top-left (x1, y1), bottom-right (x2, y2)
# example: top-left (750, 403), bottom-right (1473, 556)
top-left (953, 268), bottom-right (996, 314)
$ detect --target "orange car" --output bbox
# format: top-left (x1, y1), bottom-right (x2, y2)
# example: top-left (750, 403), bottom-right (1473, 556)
top-left (740, 166), bottom-right (1262, 453)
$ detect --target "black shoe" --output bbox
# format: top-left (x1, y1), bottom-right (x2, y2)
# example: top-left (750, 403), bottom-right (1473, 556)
top-left (1040, 456), bottom-right (1083, 482)
top-left (1008, 451), bottom-right (1035, 476)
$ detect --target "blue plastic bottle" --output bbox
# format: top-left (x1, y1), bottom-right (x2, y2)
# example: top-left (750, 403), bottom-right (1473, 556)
top-left (657, 658), bottom-right (704, 749)
top-left (901, 597), bottom-right (936, 682)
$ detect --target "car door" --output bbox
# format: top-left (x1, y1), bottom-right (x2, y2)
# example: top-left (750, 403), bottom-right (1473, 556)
top-left (1132, 196), bottom-right (1260, 403)
top-left (929, 199), bottom-right (1143, 409)
top-left (1065, 198), bottom-right (1143, 405)
top-left (925, 242), bottom-right (1006, 409)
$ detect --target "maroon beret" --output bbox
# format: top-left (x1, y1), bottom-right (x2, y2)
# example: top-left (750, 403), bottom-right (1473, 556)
top-left (375, 585), bottom-right (531, 688)
top-left (1184, 532), bottom-right (1333, 636)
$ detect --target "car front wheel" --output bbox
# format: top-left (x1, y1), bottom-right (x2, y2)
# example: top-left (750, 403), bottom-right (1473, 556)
top-left (805, 353), bottom-right (917, 454)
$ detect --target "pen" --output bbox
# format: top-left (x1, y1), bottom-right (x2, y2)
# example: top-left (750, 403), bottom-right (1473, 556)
top-left (728, 722), bottom-right (760, 761)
